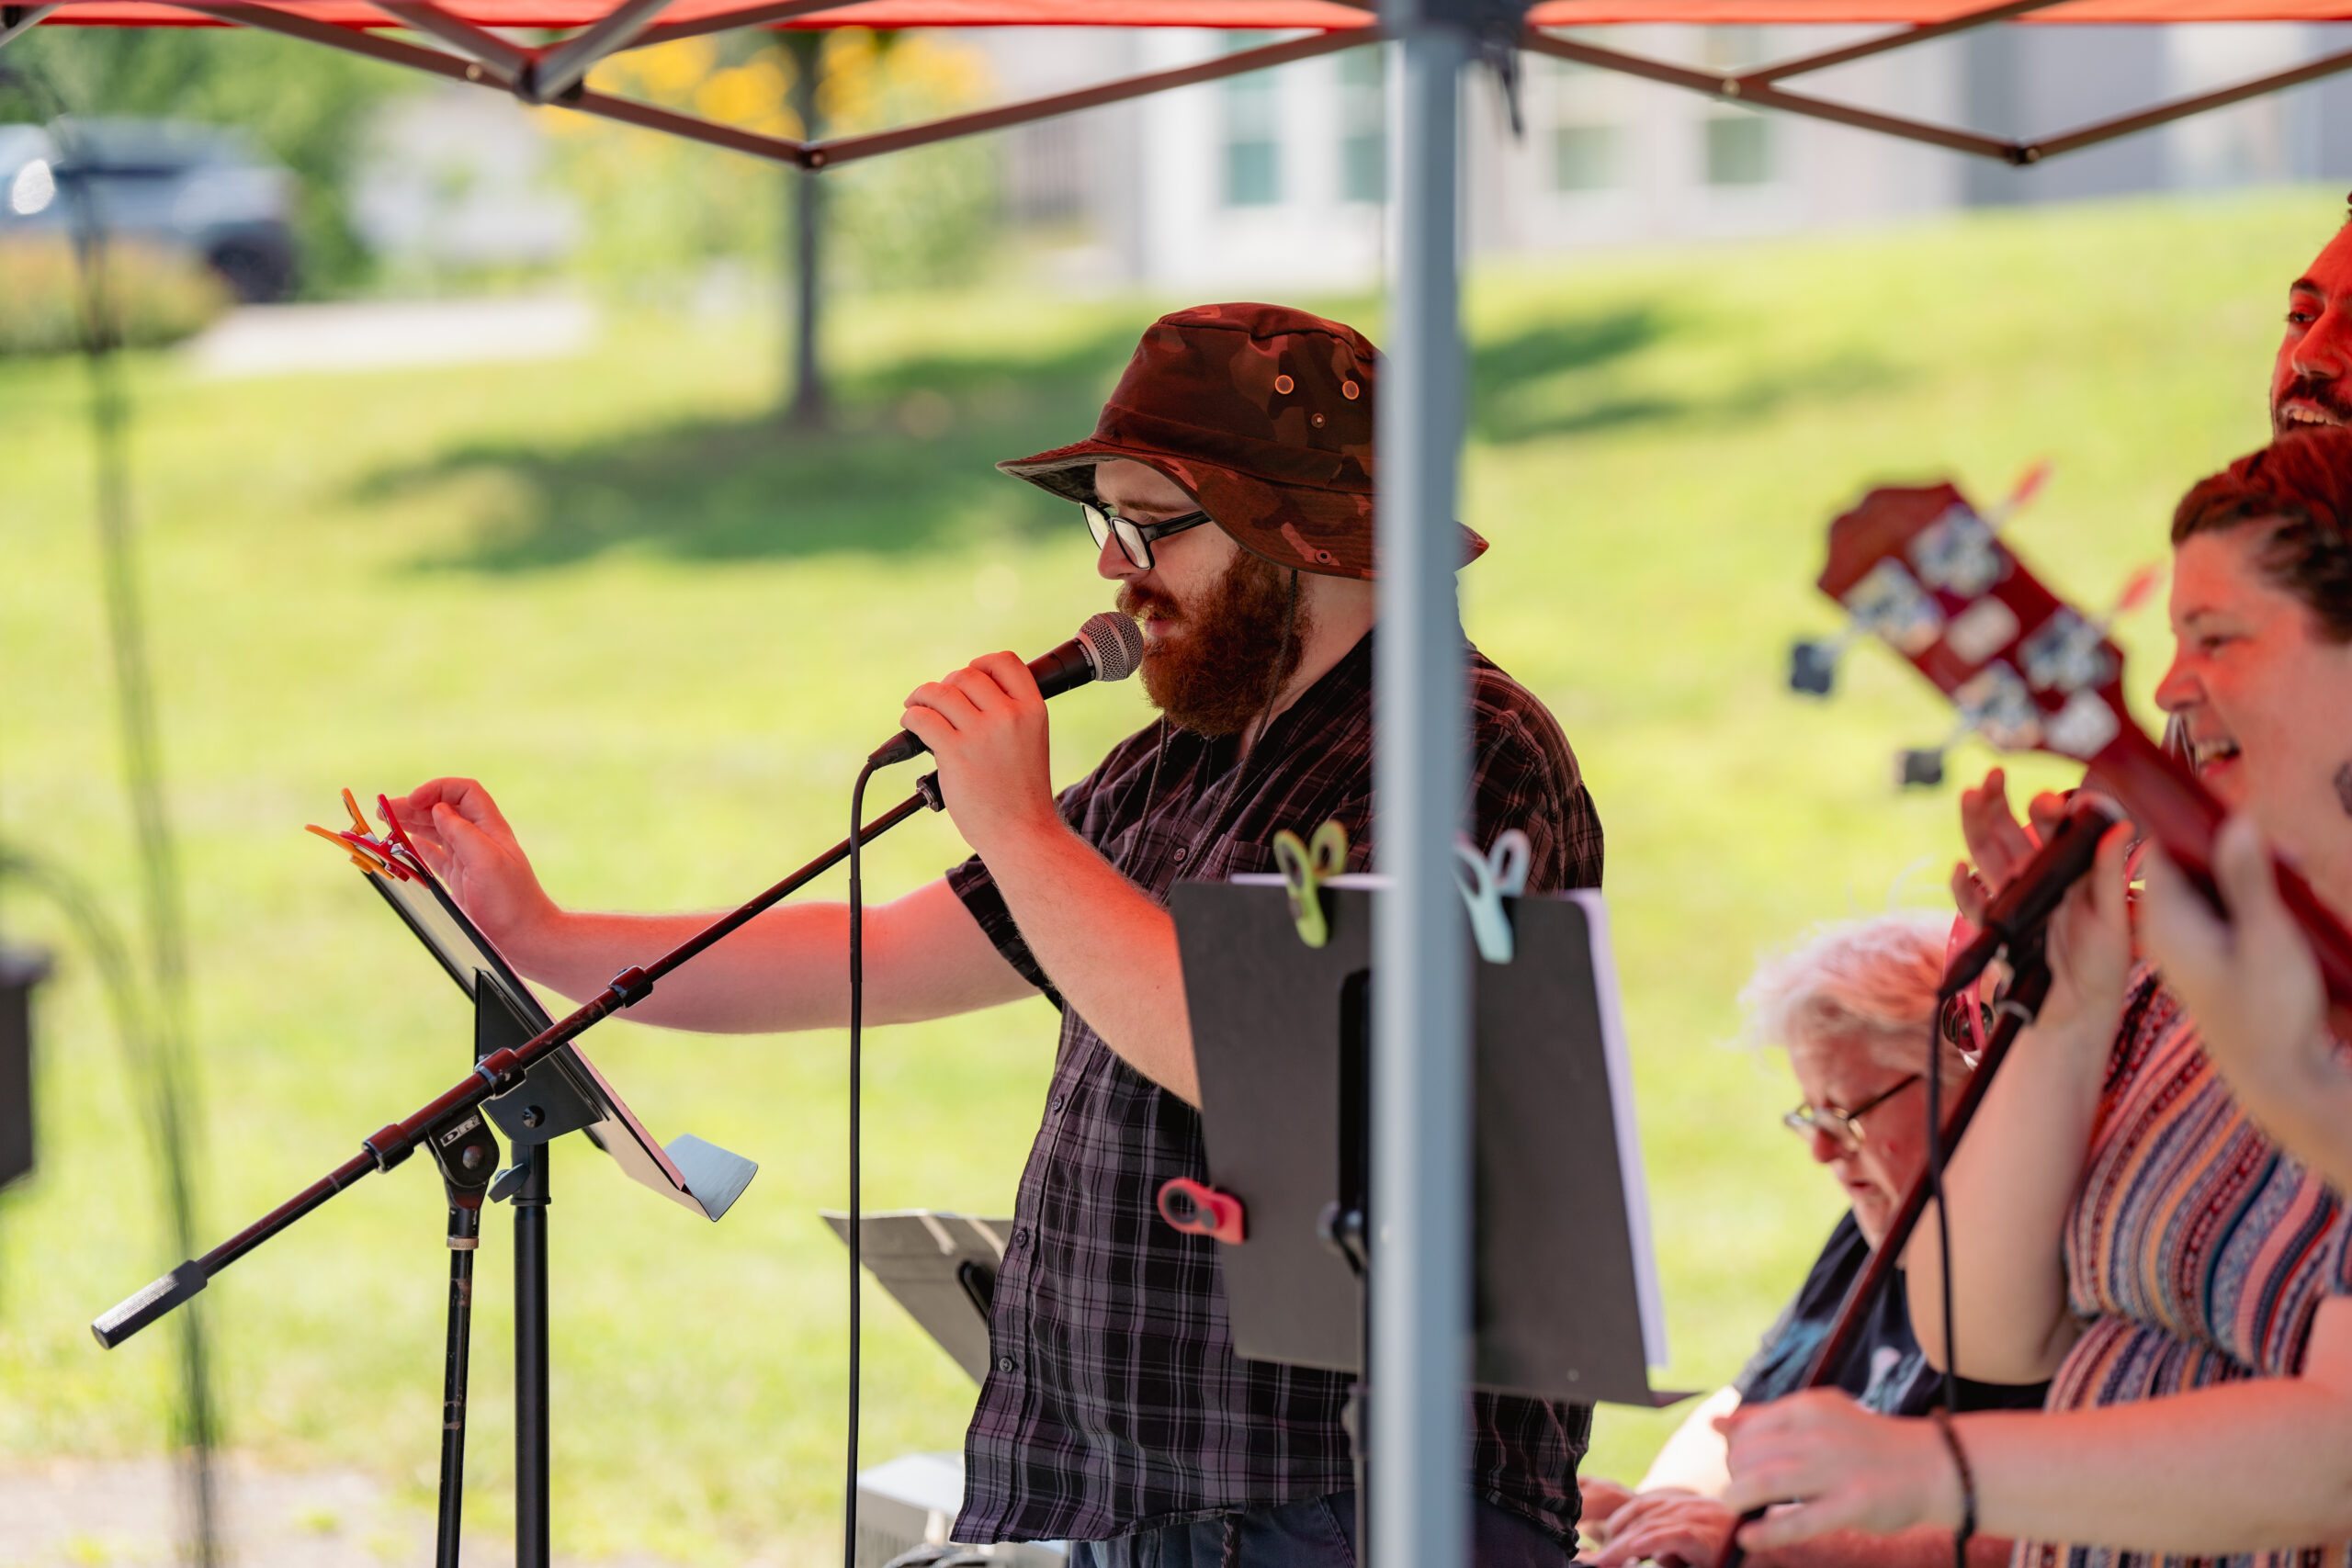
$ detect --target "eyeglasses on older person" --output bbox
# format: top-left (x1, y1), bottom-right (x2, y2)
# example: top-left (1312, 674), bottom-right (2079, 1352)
top-left (1782, 1073), bottom-right (1923, 1154)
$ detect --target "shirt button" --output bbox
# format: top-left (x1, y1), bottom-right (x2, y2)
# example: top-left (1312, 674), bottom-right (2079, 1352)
top-left (1050, 1095), bottom-right (1066, 1113)
top-left (1172, 846), bottom-right (1188, 863)
top-left (997, 1355), bottom-right (1018, 1374)
top-left (1012, 1227), bottom-right (1030, 1247)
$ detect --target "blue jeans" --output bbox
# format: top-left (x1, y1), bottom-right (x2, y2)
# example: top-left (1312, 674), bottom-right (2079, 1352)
top-left (1069, 1492), bottom-right (1571, 1568)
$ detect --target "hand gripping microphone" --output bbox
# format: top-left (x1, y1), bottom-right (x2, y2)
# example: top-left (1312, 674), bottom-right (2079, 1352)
top-left (868, 610), bottom-right (1148, 769)
top-left (1941, 795), bottom-right (2127, 997)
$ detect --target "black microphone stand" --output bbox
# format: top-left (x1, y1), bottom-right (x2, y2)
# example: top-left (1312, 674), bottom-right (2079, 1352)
top-left (1716, 936), bottom-right (2052, 1568)
top-left (424, 1098), bottom-right (502, 1565)
top-left (91, 776), bottom-right (945, 1566)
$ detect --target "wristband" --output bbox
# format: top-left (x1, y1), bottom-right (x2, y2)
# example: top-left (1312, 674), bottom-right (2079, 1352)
top-left (1930, 1408), bottom-right (1978, 1565)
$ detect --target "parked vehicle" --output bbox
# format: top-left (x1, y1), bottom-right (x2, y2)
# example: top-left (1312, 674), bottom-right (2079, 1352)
top-left (1, 118), bottom-right (299, 302)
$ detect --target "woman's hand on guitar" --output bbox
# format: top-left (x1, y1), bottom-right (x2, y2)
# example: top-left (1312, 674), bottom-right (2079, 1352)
top-left (1717, 1392), bottom-right (1961, 1548)
top-left (1951, 768), bottom-right (2135, 1048)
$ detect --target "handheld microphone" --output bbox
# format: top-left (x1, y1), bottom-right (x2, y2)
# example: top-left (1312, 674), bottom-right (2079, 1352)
top-left (1942, 795), bottom-right (2127, 997)
top-left (868, 611), bottom-right (1148, 769)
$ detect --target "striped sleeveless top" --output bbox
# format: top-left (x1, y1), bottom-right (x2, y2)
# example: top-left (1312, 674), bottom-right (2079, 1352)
top-left (2018, 965), bottom-right (2352, 1568)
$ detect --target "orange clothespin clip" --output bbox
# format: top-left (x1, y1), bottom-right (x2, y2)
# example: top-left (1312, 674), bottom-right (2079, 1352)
top-left (305, 822), bottom-right (392, 876)
top-left (304, 788), bottom-right (413, 880)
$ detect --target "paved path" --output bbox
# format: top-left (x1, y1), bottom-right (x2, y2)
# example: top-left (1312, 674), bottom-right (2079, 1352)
top-left (0, 1456), bottom-right (686, 1568)
top-left (187, 295), bottom-right (598, 380)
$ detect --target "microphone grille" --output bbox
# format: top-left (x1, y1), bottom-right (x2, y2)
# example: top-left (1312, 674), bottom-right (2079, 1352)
top-left (1078, 611), bottom-right (1146, 683)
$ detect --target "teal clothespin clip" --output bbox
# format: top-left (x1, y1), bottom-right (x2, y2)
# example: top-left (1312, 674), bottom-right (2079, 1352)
top-left (1272, 819), bottom-right (1350, 948)
top-left (1453, 829), bottom-right (1531, 964)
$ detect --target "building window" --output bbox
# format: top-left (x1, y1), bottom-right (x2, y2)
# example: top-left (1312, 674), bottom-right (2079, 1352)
top-left (1704, 112), bottom-right (1770, 185)
top-left (1223, 38), bottom-right (1283, 207)
top-left (1701, 27), bottom-right (1773, 186)
top-left (1545, 53), bottom-right (1620, 192)
top-left (1340, 47), bottom-right (1384, 203)
top-left (1555, 122), bottom-right (1617, 191)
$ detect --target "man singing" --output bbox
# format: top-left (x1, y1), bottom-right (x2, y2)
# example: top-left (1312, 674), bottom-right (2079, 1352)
top-left (389, 303), bottom-right (1605, 1568)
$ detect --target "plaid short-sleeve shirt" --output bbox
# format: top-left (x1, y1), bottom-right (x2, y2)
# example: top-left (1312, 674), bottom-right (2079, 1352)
top-left (945, 628), bottom-right (1605, 1547)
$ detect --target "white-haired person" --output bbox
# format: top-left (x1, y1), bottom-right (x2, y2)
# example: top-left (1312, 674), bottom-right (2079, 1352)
top-left (1577, 913), bottom-right (2044, 1568)
top-left (1714, 431), bottom-right (2352, 1568)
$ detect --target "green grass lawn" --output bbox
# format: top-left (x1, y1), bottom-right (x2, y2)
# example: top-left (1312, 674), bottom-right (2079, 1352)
top-left (0, 186), bottom-right (2327, 1563)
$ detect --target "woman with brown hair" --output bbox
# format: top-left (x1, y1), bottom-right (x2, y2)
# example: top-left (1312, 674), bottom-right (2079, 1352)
top-left (1714, 428), bottom-right (2352, 1567)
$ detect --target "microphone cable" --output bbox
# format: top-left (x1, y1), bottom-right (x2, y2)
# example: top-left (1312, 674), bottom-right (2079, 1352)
top-left (1925, 998), bottom-right (1961, 1568)
top-left (845, 755), bottom-right (880, 1568)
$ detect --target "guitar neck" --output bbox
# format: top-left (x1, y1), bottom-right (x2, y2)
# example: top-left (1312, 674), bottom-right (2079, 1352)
top-left (2088, 721), bottom-right (2352, 1011)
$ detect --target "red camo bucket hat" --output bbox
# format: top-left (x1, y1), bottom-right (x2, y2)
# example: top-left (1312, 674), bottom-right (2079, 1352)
top-left (997, 302), bottom-right (1487, 581)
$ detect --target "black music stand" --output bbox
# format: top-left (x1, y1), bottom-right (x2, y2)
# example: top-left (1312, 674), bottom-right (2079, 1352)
top-left (349, 839), bottom-right (757, 1568)
top-left (821, 1210), bottom-right (1013, 1382)
top-left (1170, 879), bottom-right (1687, 1409)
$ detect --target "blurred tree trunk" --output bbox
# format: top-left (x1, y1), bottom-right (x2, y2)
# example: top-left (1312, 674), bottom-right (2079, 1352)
top-left (783, 30), bottom-right (827, 432)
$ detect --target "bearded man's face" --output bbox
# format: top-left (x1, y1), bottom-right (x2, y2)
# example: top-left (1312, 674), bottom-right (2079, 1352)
top-left (1118, 547), bottom-right (1308, 737)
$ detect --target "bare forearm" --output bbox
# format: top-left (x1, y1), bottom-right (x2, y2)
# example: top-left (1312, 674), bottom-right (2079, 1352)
top-left (505, 904), bottom-right (848, 1032)
top-left (1752, 1527), bottom-right (2016, 1568)
top-left (504, 879), bottom-right (1027, 1033)
top-left (1956, 1389), bottom-right (2352, 1552)
top-left (982, 821), bottom-right (1198, 1104)
top-left (1905, 1016), bottom-right (2104, 1382)
top-left (1722, 1315), bottom-right (2352, 1558)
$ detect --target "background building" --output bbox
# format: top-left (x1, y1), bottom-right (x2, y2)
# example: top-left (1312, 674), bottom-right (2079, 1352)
top-left (967, 22), bottom-right (2352, 291)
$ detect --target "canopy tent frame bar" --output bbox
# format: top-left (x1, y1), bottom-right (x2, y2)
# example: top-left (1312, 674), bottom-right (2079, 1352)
top-left (1528, 24), bottom-right (2352, 162)
top-left (70, 0), bottom-right (2339, 192)
top-left (130, 6), bottom-right (1373, 171)
top-left (2032, 39), bottom-right (2352, 155)
top-left (168, 0), bottom-right (815, 161)
top-left (809, 25), bottom-right (1369, 164)
top-left (1737, 0), bottom-right (2068, 85)
top-left (1525, 27), bottom-right (2016, 155)
top-left (41, 0), bottom-right (2351, 177)
top-left (624, 0), bottom-right (989, 51)
top-left (374, 0), bottom-right (530, 73)
top-left (0, 5), bottom-right (62, 48)
top-left (526, 0), bottom-right (677, 99)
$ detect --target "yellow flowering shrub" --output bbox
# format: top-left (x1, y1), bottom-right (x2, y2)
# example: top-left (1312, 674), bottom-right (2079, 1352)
top-left (551, 27), bottom-right (1001, 295)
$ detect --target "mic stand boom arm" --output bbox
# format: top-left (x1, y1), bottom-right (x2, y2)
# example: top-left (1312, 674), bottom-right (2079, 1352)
top-left (92, 779), bottom-right (943, 1349)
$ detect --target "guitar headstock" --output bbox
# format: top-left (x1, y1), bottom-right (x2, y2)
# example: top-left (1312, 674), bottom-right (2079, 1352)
top-left (1818, 482), bottom-right (2129, 766)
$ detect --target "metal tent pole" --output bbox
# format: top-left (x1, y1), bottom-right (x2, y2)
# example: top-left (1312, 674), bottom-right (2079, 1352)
top-left (1372, 10), bottom-right (1471, 1568)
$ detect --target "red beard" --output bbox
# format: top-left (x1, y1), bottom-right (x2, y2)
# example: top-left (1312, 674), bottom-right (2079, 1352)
top-left (1117, 551), bottom-right (1308, 737)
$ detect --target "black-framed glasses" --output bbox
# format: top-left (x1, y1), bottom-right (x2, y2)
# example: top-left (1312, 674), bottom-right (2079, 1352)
top-left (1083, 501), bottom-right (1213, 570)
top-left (1781, 1073), bottom-right (1922, 1153)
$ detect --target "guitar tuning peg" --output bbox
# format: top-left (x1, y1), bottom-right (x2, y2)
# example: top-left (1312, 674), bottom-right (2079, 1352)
top-left (1983, 459), bottom-right (2053, 530)
top-left (1894, 714), bottom-right (1973, 789)
top-left (1789, 637), bottom-right (1842, 695)
top-left (2102, 562), bottom-right (2165, 626)
top-left (1895, 748), bottom-right (1947, 789)
top-left (1792, 623), bottom-right (1863, 695)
